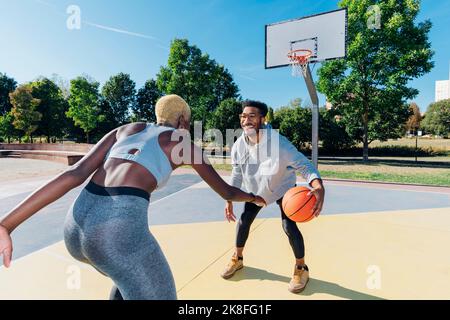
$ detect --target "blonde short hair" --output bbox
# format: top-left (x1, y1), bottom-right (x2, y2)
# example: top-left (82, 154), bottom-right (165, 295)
top-left (155, 94), bottom-right (191, 127)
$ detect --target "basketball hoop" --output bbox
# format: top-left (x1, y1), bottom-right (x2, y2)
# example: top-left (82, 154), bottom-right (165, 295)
top-left (287, 49), bottom-right (312, 77)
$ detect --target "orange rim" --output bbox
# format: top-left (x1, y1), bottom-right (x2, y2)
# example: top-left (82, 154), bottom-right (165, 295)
top-left (287, 49), bottom-right (312, 64)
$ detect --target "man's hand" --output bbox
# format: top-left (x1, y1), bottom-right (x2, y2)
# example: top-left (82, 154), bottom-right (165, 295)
top-left (0, 224), bottom-right (13, 268)
top-left (225, 201), bottom-right (236, 222)
top-left (308, 179), bottom-right (325, 217)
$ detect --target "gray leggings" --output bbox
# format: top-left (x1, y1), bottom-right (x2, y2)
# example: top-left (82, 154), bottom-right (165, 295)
top-left (63, 181), bottom-right (176, 300)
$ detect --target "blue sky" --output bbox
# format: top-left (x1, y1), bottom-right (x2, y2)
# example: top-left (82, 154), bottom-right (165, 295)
top-left (0, 0), bottom-right (449, 112)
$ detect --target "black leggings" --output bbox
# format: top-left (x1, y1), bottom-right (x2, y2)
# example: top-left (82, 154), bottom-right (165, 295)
top-left (236, 199), bottom-right (305, 259)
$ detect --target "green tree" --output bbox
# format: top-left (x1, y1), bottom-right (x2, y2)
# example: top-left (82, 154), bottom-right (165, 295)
top-left (0, 112), bottom-right (21, 143)
top-left (30, 77), bottom-right (69, 142)
top-left (421, 99), bottom-right (450, 137)
top-left (157, 38), bottom-right (239, 124)
top-left (102, 73), bottom-right (136, 126)
top-left (207, 98), bottom-right (242, 146)
top-left (266, 107), bottom-right (274, 124)
top-left (50, 74), bottom-right (70, 99)
top-left (289, 98), bottom-right (303, 109)
top-left (317, 0), bottom-right (434, 161)
top-left (66, 76), bottom-right (105, 143)
top-left (0, 73), bottom-right (17, 116)
top-left (272, 104), bottom-right (312, 150)
top-left (133, 79), bottom-right (161, 122)
top-left (319, 107), bottom-right (355, 151)
top-left (9, 85), bottom-right (42, 141)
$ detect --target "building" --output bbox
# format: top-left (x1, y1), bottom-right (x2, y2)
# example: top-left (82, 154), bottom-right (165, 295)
top-left (435, 80), bottom-right (450, 102)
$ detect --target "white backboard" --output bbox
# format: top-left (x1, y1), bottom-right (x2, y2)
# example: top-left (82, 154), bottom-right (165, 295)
top-left (265, 8), bottom-right (347, 68)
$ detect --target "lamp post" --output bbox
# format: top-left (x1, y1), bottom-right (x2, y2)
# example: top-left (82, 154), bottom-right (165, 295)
top-left (415, 128), bottom-right (422, 163)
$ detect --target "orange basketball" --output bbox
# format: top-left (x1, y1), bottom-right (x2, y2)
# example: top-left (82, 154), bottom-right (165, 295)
top-left (282, 186), bottom-right (316, 223)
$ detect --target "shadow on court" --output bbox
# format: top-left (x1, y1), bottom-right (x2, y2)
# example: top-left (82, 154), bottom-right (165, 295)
top-left (228, 266), bottom-right (383, 300)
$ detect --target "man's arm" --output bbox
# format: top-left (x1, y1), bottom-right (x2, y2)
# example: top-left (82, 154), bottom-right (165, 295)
top-left (229, 143), bottom-right (243, 189)
top-left (286, 143), bottom-right (321, 184)
top-left (226, 143), bottom-right (245, 222)
top-left (285, 141), bottom-right (325, 217)
top-left (307, 178), bottom-right (325, 217)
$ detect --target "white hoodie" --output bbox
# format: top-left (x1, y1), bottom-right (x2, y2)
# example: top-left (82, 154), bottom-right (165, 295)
top-left (230, 125), bottom-right (321, 205)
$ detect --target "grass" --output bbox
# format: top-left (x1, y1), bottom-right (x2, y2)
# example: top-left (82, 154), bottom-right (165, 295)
top-left (366, 138), bottom-right (450, 151)
top-left (207, 160), bottom-right (450, 187)
top-left (319, 170), bottom-right (450, 186)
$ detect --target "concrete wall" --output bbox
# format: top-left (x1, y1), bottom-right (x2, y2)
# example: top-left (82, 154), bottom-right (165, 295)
top-left (0, 143), bottom-right (93, 153)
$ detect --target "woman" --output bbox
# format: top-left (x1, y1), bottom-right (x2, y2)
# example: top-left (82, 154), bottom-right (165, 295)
top-left (0, 94), bottom-right (265, 300)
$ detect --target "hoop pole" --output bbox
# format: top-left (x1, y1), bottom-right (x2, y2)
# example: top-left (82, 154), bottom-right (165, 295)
top-left (303, 64), bottom-right (319, 169)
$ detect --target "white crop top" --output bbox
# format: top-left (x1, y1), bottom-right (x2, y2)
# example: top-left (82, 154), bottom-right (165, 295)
top-left (104, 123), bottom-right (176, 189)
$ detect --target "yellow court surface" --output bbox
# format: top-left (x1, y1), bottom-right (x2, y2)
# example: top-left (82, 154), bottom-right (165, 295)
top-left (1, 206), bottom-right (449, 300)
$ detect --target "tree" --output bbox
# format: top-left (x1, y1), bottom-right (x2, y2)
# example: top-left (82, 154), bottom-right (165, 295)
top-left (421, 99), bottom-right (450, 137)
top-left (317, 0), bottom-right (434, 161)
top-left (266, 107), bottom-right (274, 124)
top-left (0, 73), bottom-right (17, 116)
top-left (0, 112), bottom-right (21, 143)
top-left (272, 104), bottom-right (312, 151)
top-left (30, 77), bottom-right (69, 142)
top-left (157, 38), bottom-right (239, 125)
top-left (50, 74), bottom-right (70, 99)
top-left (289, 98), bottom-right (303, 109)
top-left (66, 76), bottom-right (105, 143)
top-left (405, 102), bottom-right (422, 133)
top-left (210, 64), bottom-right (240, 111)
top-left (9, 85), bottom-right (42, 141)
top-left (207, 98), bottom-right (242, 146)
top-left (102, 73), bottom-right (136, 126)
top-left (133, 79), bottom-right (161, 122)
top-left (319, 107), bottom-right (355, 151)
top-left (89, 98), bottom-right (118, 142)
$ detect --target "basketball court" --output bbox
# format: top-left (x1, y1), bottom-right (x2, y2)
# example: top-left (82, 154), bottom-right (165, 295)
top-left (1, 168), bottom-right (449, 300)
top-left (1, 7), bottom-right (449, 300)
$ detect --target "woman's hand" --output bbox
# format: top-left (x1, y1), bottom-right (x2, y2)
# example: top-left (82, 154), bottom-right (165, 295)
top-left (225, 201), bottom-right (236, 222)
top-left (253, 196), bottom-right (267, 208)
top-left (0, 225), bottom-right (13, 268)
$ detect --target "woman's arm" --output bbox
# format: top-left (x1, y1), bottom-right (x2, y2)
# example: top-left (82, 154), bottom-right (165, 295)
top-left (0, 128), bottom-right (118, 234)
top-left (185, 142), bottom-right (263, 204)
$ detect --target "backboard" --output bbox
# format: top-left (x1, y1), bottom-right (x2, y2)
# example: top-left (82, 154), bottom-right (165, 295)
top-left (265, 8), bottom-right (347, 69)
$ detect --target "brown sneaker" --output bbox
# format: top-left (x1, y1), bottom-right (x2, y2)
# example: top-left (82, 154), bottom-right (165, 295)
top-left (220, 255), bottom-right (244, 279)
top-left (288, 264), bottom-right (309, 293)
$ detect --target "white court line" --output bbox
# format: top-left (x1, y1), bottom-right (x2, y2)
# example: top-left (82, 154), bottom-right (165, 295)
top-left (0, 177), bottom-right (55, 199)
top-left (149, 179), bottom-right (217, 206)
top-left (7, 177), bottom-right (209, 263)
top-left (43, 249), bottom-right (92, 270)
top-left (3, 242), bottom-right (89, 269)
top-left (321, 179), bottom-right (450, 195)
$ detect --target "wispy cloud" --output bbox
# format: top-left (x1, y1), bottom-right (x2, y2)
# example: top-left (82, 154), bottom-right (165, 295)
top-left (236, 64), bottom-right (264, 73)
top-left (234, 64), bottom-right (263, 81)
top-left (32, 0), bottom-right (163, 43)
top-left (237, 74), bottom-right (257, 81)
top-left (82, 20), bottom-right (158, 40)
top-left (34, 0), bottom-right (53, 8)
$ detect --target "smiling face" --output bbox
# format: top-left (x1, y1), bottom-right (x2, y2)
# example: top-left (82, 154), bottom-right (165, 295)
top-left (240, 106), bottom-right (265, 136)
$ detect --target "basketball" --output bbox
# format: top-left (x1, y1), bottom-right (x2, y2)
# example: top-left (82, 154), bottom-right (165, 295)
top-left (282, 186), bottom-right (316, 222)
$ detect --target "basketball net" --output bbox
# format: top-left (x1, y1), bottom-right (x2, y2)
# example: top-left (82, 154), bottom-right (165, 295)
top-left (287, 49), bottom-right (312, 78)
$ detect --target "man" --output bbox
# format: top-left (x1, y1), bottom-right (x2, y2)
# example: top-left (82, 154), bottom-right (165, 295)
top-left (221, 100), bottom-right (325, 293)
